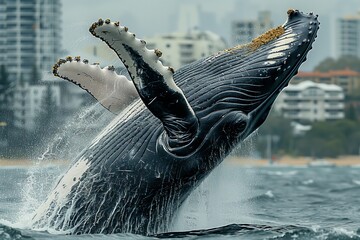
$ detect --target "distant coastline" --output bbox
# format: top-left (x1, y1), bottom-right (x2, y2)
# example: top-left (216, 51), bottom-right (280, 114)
top-left (227, 155), bottom-right (360, 167)
top-left (0, 158), bottom-right (69, 167)
top-left (1, 156), bottom-right (360, 167)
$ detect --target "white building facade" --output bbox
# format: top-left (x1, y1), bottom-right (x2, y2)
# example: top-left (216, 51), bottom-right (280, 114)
top-left (13, 81), bottom-right (60, 130)
top-left (275, 81), bottom-right (345, 122)
top-left (146, 30), bottom-right (227, 69)
top-left (0, 0), bottom-right (62, 81)
top-left (336, 12), bottom-right (360, 58)
top-left (231, 11), bottom-right (273, 46)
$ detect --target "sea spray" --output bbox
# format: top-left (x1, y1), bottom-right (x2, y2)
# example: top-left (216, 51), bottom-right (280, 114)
top-left (172, 132), bottom-right (260, 231)
top-left (16, 103), bottom-right (113, 227)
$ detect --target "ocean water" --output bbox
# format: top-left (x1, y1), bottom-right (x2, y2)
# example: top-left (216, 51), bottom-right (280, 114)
top-left (1, 163), bottom-right (360, 240)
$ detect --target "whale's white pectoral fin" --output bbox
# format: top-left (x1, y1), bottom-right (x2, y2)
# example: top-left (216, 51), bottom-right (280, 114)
top-left (89, 19), bottom-right (199, 150)
top-left (53, 57), bottom-right (138, 114)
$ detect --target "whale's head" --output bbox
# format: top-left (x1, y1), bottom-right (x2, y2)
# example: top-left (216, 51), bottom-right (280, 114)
top-left (239, 10), bottom-right (320, 139)
top-left (179, 10), bottom-right (319, 143)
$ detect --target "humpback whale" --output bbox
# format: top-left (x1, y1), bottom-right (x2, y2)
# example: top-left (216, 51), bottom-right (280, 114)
top-left (32, 10), bottom-right (319, 235)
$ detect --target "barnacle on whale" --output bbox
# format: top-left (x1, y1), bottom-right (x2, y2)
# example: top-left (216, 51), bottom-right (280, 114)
top-left (225, 25), bottom-right (285, 53)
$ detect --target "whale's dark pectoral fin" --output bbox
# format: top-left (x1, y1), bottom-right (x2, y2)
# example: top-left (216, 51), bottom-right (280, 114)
top-left (90, 19), bottom-right (199, 149)
top-left (53, 57), bottom-right (138, 114)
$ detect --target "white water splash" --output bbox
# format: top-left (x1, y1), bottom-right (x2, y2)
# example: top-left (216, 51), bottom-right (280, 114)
top-left (15, 103), bottom-right (113, 229)
top-left (353, 180), bottom-right (360, 186)
top-left (264, 190), bottom-right (274, 198)
top-left (303, 179), bottom-right (314, 185)
top-left (171, 163), bottom-right (257, 231)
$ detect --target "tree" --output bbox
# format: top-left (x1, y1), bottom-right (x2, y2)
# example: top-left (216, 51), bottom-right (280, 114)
top-left (346, 104), bottom-right (358, 121)
top-left (0, 65), bottom-right (14, 156)
top-left (34, 84), bottom-right (59, 137)
top-left (294, 119), bottom-right (360, 158)
top-left (314, 55), bottom-right (360, 72)
top-left (255, 111), bottom-right (294, 157)
top-left (0, 65), bottom-right (10, 95)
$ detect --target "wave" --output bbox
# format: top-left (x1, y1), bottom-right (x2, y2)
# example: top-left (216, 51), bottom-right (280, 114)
top-left (1, 223), bottom-right (359, 240)
top-left (155, 224), bottom-right (360, 239)
top-left (263, 170), bottom-right (298, 176)
top-left (242, 190), bottom-right (276, 204)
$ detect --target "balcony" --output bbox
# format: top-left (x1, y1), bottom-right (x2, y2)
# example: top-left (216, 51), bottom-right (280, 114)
top-left (283, 113), bottom-right (302, 119)
top-left (324, 92), bottom-right (344, 100)
top-left (325, 112), bottom-right (345, 119)
top-left (324, 103), bottom-right (345, 109)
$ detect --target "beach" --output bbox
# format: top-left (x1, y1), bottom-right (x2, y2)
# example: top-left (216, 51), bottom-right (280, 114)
top-left (227, 155), bottom-right (360, 167)
top-left (2, 156), bottom-right (360, 167)
top-left (0, 158), bottom-right (69, 167)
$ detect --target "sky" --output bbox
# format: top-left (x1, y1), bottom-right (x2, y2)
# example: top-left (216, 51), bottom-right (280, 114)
top-left (61, 0), bottom-right (360, 71)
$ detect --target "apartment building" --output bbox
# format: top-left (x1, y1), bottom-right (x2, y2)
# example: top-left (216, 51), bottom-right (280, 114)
top-left (231, 11), bottom-right (273, 46)
top-left (146, 30), bottom-right (227, 69)
top-left (292, 69), bottom-right (360, 95)
top-left (275, 81), bottom-right (345, 122)
top-left (336, 12), bottom-right (360, 58)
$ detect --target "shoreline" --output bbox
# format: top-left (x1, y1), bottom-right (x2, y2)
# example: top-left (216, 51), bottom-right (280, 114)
top-left (1, 156), bottom-right (360, 167)
top-left (227, 155), bottom-right (360, 167)
top-left (0, 158), bottom-right (69, 167)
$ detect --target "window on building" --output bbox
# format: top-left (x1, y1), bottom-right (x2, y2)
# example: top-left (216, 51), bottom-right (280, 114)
top-left (319, 77), bottom-right (331, 83)
top-left (284, 100), bottom-right (300, 105)
top-left (180, 44), bottom-right (193, 49)
top-left (285, 91), bottom-right (299, 96)
top-left (326, 110), bottom-right (340, 115)
top-left (327, 91), bottom-right (340, 97)
top-left (325, 100), bottom-right (339, 105)
top-left (284, 110), bottom-right (299, 115)
top-left (304, 87), bottom-right (323, 96)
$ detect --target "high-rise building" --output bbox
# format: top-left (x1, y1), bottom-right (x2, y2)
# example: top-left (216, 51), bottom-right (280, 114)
top-left (177, 4), bottom-right (200, 32)
top-left (336, 12), bottom-right (360, 58)
top-left (0, 0), bottom-right (62, 82)
top-left (231, 11), bottom-right (273, 46)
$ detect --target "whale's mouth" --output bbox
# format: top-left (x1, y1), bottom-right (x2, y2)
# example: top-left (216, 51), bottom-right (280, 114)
top-left (242, 10), bottom-right (320, 138)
